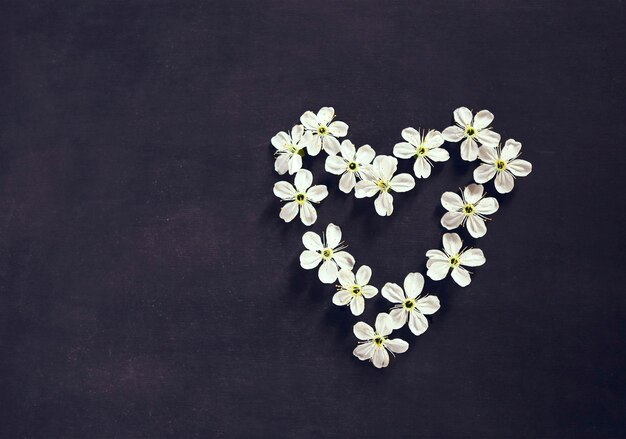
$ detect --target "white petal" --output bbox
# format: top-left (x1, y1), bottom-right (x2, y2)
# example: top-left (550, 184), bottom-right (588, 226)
top-left (441, 191), bottom-right (464, 211)
top-left (401, 127), bottom-right (421, 146)
top-left (475, 129), bottom-right (500, 147)
top-left (390, 173), bottom-right (415, 192)
top-left (372, 347), bottom-right (389, 368)
top-left (427, 261), bottom-right (450, 281)
top-left (332, 290), bottom-right (352, 306)
top-left (300, 250), bottom-right (322, 269)
top-left (333, 251), bottom-right (355, 270)
top-left (356, 144), bottom-right (375, 164)
top-left (501, 139), bottom-right (522, 161)
top-left (441, 211), bottom-right (465, 230)
top-left (326, 223), bottom-right (342, 248)
top-left (427, 147), bottom-right (449, 162)
top-left (291, 125), bottom-right (304, 143)
top-left (466, 214), bottom-right (486, 238)
top-left (393, 142), bottom-right (416, 159)
top-left (376, 155), bottom-right (398, 180)
top-left (381, 282), bottom-right (405, 303)
top-left (408, 312), bottom-right (429, 336)
top-left (451, 266), bottom-right (471, 287)
top-left (475, 197), bottom-right (499, 215)
top-left (413, 157), bottom-right (431, 179)
top-left (459, 249), bottom-right (486, 267)
top-left (273, 181), bottom-right (296, 199)
top-left (460, 137), bottom-right (479, 161)
top-left (338, 268), bottom-right (355, 287)
top-left (416, 295), bottom-right (440, 315)
top-left (473, 109), bottom-right (494, 130)
top-left (279, 201), bottom-right (299, 222)
top-left (316, 107), bottom-right (334, 125)
top-left (507, 159), bottom-right (532, 177)
top-left (426, 249), bottom-right (448, 261)
top-left (300, 111), bottom-right (318, 130)
top-left (375, 313), bottom-right (393, 336)
top-left (478, 145), bottom-right (498, 163)
top-left (356, 265), bottom-right (372, 285)
top-left (306, 185), bottom-right (328, 203)
top-left (328, 121), bottom-right (348, 137)
top-left (385, 338), bottom-right (409, 354)
top-left (354, 180), bottom-right (379, 198)
top-left (374, 191), bottom-right (393, 216)
top-left (300, 202), bottom-right (317, 226)
top-left (495, 171), bottom-right (515, 194)
top-left (294, 169), bottom-right (313, 192)
top-left (307, 135), bottom-right (321, 156)
top-left (424, 130), bottom-right (444, 148)
top-left (453, 107), bottom-right (473, 126)
top-left (322, 135), bottom-right (340, 155)
top-left (353, 342), bottom-right (375, 360)
top-left (338, 172), bottom-right (356, 193)
top-left (274, 154), bottom-right (289, 175)
top-left (403, 272), bottom-right (424, 299)
top-left (354, 322), bottom-right (374, 340)
top-left (350, 296), bottom-right (365, 316)
top-left (302, 231), bottom-right (323, 251)
top-left (443, 232), bottom-right (463, 255)
top-left (325, 155), bottom-right (346, 175)
top-left (389, 308), bottom-right (407, 329)
top-left (463, 183), bottom-right (484, 204)
top-left (288, 154), bottom-right (302, 175)
top-left (339, 139), bottom-right (356, 160)
top-left (441, 125), bottom-right (465, 142)
top-left (318, 259), bottom-right (338, 283)
top-left (473, 163), bottom-right (497, 184)
top-left (271, 131), bottom-right (290, 149)
top-left (361, 285), bottom-right (378, 299)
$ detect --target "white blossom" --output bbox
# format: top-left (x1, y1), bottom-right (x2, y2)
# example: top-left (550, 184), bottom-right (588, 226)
top-left (273, 169), bottom-right (328, 226)
top-left (393, 128), bottom-right (449, 178)
top-left (441, 183), bottom-right (499, 238)
top-left (299, 223), bottom-right (355, 284)
top-left (353, 313), bottom-right (409, 368)
top-left (474, 139), bottom-right (532, 194)
top-left (300, 106), bottom-right (348, 156)
top-left (325, 140), bottom-right (375, 193)
top-left (270, 125), bottom-right (310, 175)
top-left (332, 265), bottom-right (378, 316)
top-left (442, 107), bottom-right (501, 161)
top-left (426, 233), bottom-right (485, 287)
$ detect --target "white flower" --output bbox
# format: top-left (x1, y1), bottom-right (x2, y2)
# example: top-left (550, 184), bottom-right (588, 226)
top-left (300, 106), bottom-right (348, 156)
top-left (426, 233), bottom-right (485, 287)
top-left (382, 273), bottom-right (441, 336)
top-left (354, 155), bottom-right (415, 216)
top-left (325, 140), bottom-right (375, 193)
top-left (442, 107), bottom-right (501, 161)
top-left (393, 128), bottom-right (449, 178)
top-left (353, 313), bottom-right (409, 368)
top-left (474, 139), bottom-right (533, 194)
top-left (273, 169), bottom-right (328, 226)
top-left (441, 183), bottom-right (499, 238)
top-left (332, 265), bottom-right (378, 316)
top-left (270, 124), bottom-right (310, 175)
top-left (299, 223), bottom-right (355, 284)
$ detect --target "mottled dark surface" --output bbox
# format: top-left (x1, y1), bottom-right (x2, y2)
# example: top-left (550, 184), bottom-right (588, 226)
top-left (1, 1), bottom-right (625, 438)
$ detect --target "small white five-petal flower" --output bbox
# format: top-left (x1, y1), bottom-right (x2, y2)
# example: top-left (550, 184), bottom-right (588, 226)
top-left (353, 313), bottom-right (409, 368)
top-left (332, 265), bottom-right (378, 316)
top-left (300, 223), bottom-right (355, 284)
top-left (273, 169), bottom-right (328, 226)
top-left (426, 233), bottom-right (486, 287)
top-left (325, 140), bottom-right (375, 193)
top-left (473, 139), bottom-right (533, 194)
top-left (382, 273), bottom-right (441, 336)
top-left (354, 155), bottom-right (415, 216)
top-left (393, 128), bottom-right (449, 178)
top-left (441, 183), bottom-right (499, 238)
top-left (300, 106), bottom-right (348, 156)
top-left (442, 107), bottom-right (501, 161)
top-left (271, 124), bottom-right (310, 175)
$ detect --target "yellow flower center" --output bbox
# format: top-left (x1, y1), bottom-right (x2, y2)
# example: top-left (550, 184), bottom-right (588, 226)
top-left (295, 193), bottom-right (306, 205)
top-left (496, 159), bottom-right (506, 171)
top-left (463, 203), bottom-right (475, 215)
top-left (348, 162), bottom-right (358, 171)
top-left (321, 248), bottom-right (333, 260)
top-left (351, 286), bottom-right (362, 296)
top-left (373, 336), bottom-right (385, 347)
top-left (376, 180), bottom-right (390, 192)
top-left (465, 126), bottom-right (476, 137)
top-left (417, 146), bottom-right (428, 157)
top-left (317, 126), bottom-right (328, 136)
top-left (450, 255), bottom-right (460, 267)
top-left (403, 299), bottom-right (415, 310)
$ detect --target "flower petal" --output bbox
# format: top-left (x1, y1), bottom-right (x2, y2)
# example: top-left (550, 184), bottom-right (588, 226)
top-left (353, 342), bottom-right (375, 360)
top-left (294, 169), bottom-right (313, 192)
top-left (300, 202), bottom-right (317, 226)
top-left (375, 313), bottom-right (393, 336)
top-left (501, 139), bottom-right (522, 161)
top-left (390, 173), bottom-right (415, 192)
top-left (354, 180), bottom-right (379, 198)
top-left (339, 172), bottom-right (356, 193)
top-left (318, 259), bottom-right (338, 283)
top-left (507, 159), bottom-right (532, 177)
top-left (274, 154), bottom-right (289, 175)
top-left (473, 109), bottom-right (494, 130)
top-left (338, 268), bottom-right (355, 287)
top-left (325, 155), bottom-right (346, 175)
top-left (350, 296), bottom-right (365, 316)
top-left (271, 131), bottom-right (290, 149)
top-left (316, 107), bottom-right (334, 125)
top-left (495, 171), bottom-right (515, 194)
top-left (300, 250), bottom-right (322, 269)
top-left (326, 223), bottom-right (342, 248)
top-left (427, 147), bottom-right (449, 162)
top-left (475, 197), bottom-right (499, 215)
top-left (306, 185), bottom-right (328, 203)
top-left (401, 127), bottom-right (421, 146)
top-left (443, 232), bottom-right (463, 255)
top-left (441, 191), bottom-right (464, 211)
top-left (463, 183), bottom-right (484, 204)
top-left (333, 251), bottom-right (355, 270)
top-left (288, 154), bottom-right (303, 175)
top-left (441, 211), bottom-right (465, 230)
top-left (424, 130), bottom-right (444, 148)
top-left (451, 266), bottom-right (471, 287)
top-left (361, 285), bottom-right (378, 298)
top-left (356, 144), bottom-right (375, 164)
top-left (466, 214), bottom-right (486, 238)
top-left (279, 201), bottom-right (299, 222)
top-left (478, 145), bottom-right (498, 163)
top-left (442, 125), bottom-right (465, 142)
top-left (322, 135), bottom-right (340, 155)
top-left (473, 163), bottom-right (497, 184)
top-left (416, 295), bottom-right (440, 315)
top-left (339, 139), bottom-right (356, 160)
top-left (385, 338), bottom-right (409, 354)
top-left (291, 125), bottom-right (304, 143)
top-left (329, 121), bottom-right (348, 137)
top-left (403, 272), bottom-right (424, 299)
top-left (372, 347), bottom-right (389, 368)
top-left (374, 191), bottom-right (393, 216)
top-left (381, 282), bottom-right (405, 303)
top-left (354, 322), bottom-right (374, 340)
top-left (302, 231), bottom-right (323, 251)
top-left (356, 265), bottom-right (372, 285)
top-left (393, 141), bottom-right (416, 159)
top-left (475, 129), bottom-right (500, 147)
top-left (389, 308), bottom-right (407, 329)
top-left (427, 261), bottom-right (450, 281)
top-left (460, 137), bottom-right (479, 161)
top-left (307, 134), bottom-right (321, 156)
top-left (300, 111), bottom-right (318, 130)
top-left (408, 311), bottom-right (428, 336)
top-left (273, 181), bottom-right (296, 199)
top-left (453, 107), bottom-right (473, 126)
top-left (459, 248), bottom-right (486, 267)
top-left (413, 157), bottom-right (431, 179)
top-left (377, 155), bottom-right (398, 180)
top-left (332, 290), bottom-right (352, 306)
top-left (426, 249), bottom-right (448, 261)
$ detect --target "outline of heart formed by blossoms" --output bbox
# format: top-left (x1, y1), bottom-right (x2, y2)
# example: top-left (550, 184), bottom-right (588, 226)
top-left (271, 106), bottom-right (533, 368)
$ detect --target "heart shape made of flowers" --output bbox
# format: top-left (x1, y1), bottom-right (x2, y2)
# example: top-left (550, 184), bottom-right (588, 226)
top-left (271, 106), bottom-right (532, 369)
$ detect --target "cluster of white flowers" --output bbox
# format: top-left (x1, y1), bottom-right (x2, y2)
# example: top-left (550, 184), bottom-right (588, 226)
top-left (270, 106), bottom-right (533, 368)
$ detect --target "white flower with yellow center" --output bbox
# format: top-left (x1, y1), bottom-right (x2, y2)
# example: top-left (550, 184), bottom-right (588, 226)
top-left (442, 107), bottom-right (501, 161)
top-left (332, 265), bottom-right (378, 316)
top-left (440, 183), bottom-right (499, 238)
top-left (271, 124), bottom-right (310, 175)
top-left (426, 233), bottom-right (486, 287)
top-left (354, 155), bottom-right (415, 216)
top-left (325, 140), bottom-right (375, 193)
top-left (353, 313), bottom-right (409, 369)
top-left (299, 223), bottom-right (355, 284)
top-left (393, 128), bottom-right (449, 178)
top-left (382, 272), bottom-right (441, 336)
top-left (273, 169), bottom-right (328, 226)
top-left (300, 106), bottom-right (348, 156)
top-left (474, 139), bottom-right (533, 194)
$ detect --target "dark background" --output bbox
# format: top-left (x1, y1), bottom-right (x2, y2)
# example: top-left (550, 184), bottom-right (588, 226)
top-left (1, 1), bottom-right (625, 438)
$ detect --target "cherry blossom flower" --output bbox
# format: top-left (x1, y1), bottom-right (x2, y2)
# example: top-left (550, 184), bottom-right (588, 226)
top-left (332, 265), bottom-right (378, 316)
top-left (300, 106), bottom-right (348, 156)
top-left (426, 233), bottom-right (485, 287)
top-left (354, 155), bottom-right (415, 216)
top-left (325, 140), bottom-right (375, 193)
top-left (442, 107), bottom-right (501, 161)
top-left (393, 128), bottom-right (449, 178)
top-left (353, 313), bottom-right (409, 368)
top-left (441, 183), bottom-right (499, 238)
top-left (474, 139), bottom-right (533, 194)
top-left (299, 223), bottom-right (355, 284)
top-left (271, 124), bottom-right (311, 175)
top-left (273, 169), bottom-right (328, 226)
top-left (382, 273), bottom-right (440, 336)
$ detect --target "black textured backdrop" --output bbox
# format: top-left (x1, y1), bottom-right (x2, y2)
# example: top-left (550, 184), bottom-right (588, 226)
top-left (1, 2), bottom-right (625, 438)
